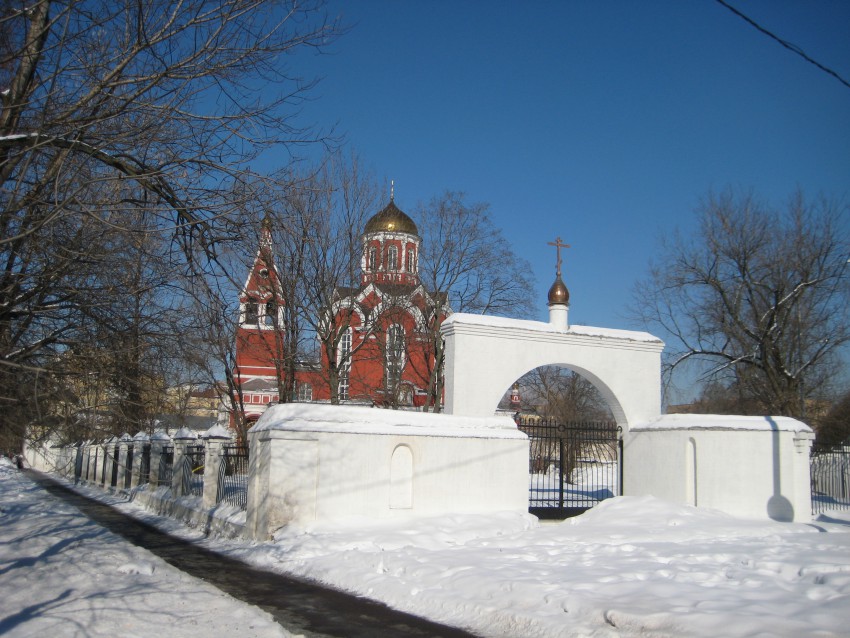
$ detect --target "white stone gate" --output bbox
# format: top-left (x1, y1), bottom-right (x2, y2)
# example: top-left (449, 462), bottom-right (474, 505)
top-left (441, 313), bottom-right (665, 429)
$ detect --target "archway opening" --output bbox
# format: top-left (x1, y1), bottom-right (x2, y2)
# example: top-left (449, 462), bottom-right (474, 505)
top-left (499, 365), bottom-right (621, 519)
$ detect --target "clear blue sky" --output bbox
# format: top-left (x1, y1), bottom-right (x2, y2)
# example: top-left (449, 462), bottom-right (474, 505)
top-left (268, 0), bottom-right (849, 383)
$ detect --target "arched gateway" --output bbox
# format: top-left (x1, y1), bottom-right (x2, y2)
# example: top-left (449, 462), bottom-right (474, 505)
top-left (441, 314), bottom-right (664, 428)
top-left (440, 240), bottom-right (664, 429)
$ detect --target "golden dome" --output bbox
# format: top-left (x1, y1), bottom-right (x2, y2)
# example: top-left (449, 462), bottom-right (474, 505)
top-left (547, 275), bottom-right (570, 306)
top-left (363, 200), bottom-right (419, 236)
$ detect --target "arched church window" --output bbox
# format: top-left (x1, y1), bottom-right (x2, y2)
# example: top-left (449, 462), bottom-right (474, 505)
top-left (369, 246), bottom-right (378, 271)
top-left (338, 328), bottom-right (352, 401)
top-left (244, 301), bottom-right (258, 325)
top-left (406, 248), bottom-right (415, 272)
top-left (387, 245), bottom-right (398, 271)
top-left (264, 301), bottom-right (277, 327)
top-left (385, 324), bottom-right (405, 390)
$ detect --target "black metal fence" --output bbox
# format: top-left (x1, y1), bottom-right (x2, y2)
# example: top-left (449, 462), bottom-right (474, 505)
top-left (217, 445), bottom-right (249, 510)
top-left (158, 445), bottom-right (173, 487)
top-left (517, 417), bottom-right (621, 519)
top-left (811, 443), bottom-right (850, 515)
top-left (124, 445), bottom-right (134, 489)
top-left (139, 443), bottom-right (151, 485)
top-left (101, 446), bottom-right (109, 484)
top-left (182, 444), bottom-right (205, 497)
top-left (111, 444), bottom-right (120, 487)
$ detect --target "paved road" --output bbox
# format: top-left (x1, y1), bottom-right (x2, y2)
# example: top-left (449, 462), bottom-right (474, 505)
top-left (29, 472), bottom-right (477, 638)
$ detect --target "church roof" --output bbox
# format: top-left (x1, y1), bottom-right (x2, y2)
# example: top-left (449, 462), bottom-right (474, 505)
top-left (239, 378), bottom-right (278, 392)
top-left (363, 200), bottom-right (419, 236)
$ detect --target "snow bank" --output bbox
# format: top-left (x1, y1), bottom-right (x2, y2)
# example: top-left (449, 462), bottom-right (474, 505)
top-left (25, 461), bottom-right (850, 638)
top-left (443, 311), bottom-right (662, 343)
top-left (253, 402), bottom-right (525, 439)
top-left (634, 413), bottom-right (813, 433)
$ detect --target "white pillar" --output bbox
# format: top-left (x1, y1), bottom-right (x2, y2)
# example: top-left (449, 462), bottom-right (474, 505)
top-left (117, 433), bottom-right (133, 490)
top-left (171, 428), bottom-right (197, 496)
top-left (203, 436), bottom-right (232, 509)
top-left (130, 434), bottom-right (149, 488)
top-left (548, 302), bottom-right (569, 331)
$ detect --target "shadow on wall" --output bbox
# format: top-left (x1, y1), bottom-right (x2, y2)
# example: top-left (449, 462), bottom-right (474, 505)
top-left (767, 416), bottom-right (794, 522)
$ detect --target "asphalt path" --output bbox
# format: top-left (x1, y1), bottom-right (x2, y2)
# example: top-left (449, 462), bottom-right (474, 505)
top-left (28, 472), bottom-right (478, 638)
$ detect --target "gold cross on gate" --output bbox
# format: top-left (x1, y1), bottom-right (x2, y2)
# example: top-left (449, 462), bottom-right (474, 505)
top-left (547, 237), bottom-right (570, 276)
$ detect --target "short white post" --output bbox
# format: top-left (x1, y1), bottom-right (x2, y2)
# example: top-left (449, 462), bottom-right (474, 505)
top-left (203, 435), bottom-right (232, 510)
top-left (171, 428), bottom-right (197, 497)
top-left (92, 444), bottom-right (102, 484)
top-left (117, 433), bottom-right (133, 490)
top-left (130, 433), bottom-right (149, 488)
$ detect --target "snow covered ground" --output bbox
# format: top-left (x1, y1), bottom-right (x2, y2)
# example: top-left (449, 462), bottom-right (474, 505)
top-left (5, 458), bottom-right (850, 637)
top-left (0, 458), bottom-right (292, 638)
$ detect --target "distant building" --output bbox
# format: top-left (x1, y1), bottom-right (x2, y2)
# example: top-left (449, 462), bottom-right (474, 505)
top-left (231, 196), bottom-right (448, 425)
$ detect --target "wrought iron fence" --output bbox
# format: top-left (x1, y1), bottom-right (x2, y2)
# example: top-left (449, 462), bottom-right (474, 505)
top-left (217, 445), bottom-right (249, 510)
top-left (124, 446), bottom-right (134, 489)
top-left (74, 445), bottom-right (83, 483)
top-left (111, 445), bottom-right (120, 487)
top-left (82, 446), bottom-right (92, 481)
top-left (182, 444), bottom-right (205, 497)
top-left (517, 417), bottom-right (621, 519)
top-left (139, 443), bottom-right (151, 485)
top-left (158, 445), bottom-right (174, 487)
top-left (811, 443), bottom-right (850, 515)
top-left (101, 446), bottom-right (109, 484)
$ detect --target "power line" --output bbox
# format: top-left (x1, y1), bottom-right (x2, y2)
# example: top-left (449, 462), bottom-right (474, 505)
top-left (715, 0), bottom-right (850, 91)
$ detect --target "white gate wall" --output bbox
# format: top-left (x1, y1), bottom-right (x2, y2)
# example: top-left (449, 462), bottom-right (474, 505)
top-left (441, 313), bottom-right (664, 428)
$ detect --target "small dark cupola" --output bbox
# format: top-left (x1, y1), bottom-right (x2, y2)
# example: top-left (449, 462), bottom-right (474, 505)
top-left (361, 181), bottom-right (421, 287)
top-left (547, 275), bottom-right (570, 306)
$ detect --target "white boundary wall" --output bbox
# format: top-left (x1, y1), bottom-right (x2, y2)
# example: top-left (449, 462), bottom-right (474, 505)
top-left (441, 313), bottom-right (664, 428)
top-left (246, 403), bottom-right (529, 540)
top-left (625, 415), bottom-right (815, 522)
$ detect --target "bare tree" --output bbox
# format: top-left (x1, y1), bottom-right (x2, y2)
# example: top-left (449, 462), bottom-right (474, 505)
top-left (817, 390), bottom-right (850, 447)
top-left (292, 155), bottom-right (379, 404)
top-left (184, 281), bottom-right (251, 443)
top-left (633, 189), bottom-right (850, 418)
top-left (517, 366), bottom-right (613, 482)
top-left (414, 191), bottom-right (537, 411)
top-left (521, 367), bottom-right (612, 422)
top-left (0, 0), bottom-right (339, 446)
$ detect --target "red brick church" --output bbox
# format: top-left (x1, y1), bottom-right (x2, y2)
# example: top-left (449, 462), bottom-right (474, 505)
top-left (231, 197), bottom-right (448, 425)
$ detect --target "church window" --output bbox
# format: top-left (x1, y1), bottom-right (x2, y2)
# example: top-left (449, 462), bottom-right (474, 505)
top-left (369, 246), bottom-right (378, 271)
top-left (264, 301), bottom-right (278, 328)
top-left (406, 248), bottom-right (415, 272)
top-left (387, 245), bottom-right (398, 270)
top-left (297, 383), bottom-right (312, 402)
top-left (244, 301), bottom-right (259, 325)
top-left (385, 324), bottom-right (405, 390)
top-left (337, 328), bottom-right (352, 401)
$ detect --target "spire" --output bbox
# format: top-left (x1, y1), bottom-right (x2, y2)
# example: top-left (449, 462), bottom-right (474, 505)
top-left (260, 213), bottom-right (273, 251)
top-left (390, 179), bottom-right (394, 201)
top-left (546, 236), bottom-right (570, 330)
